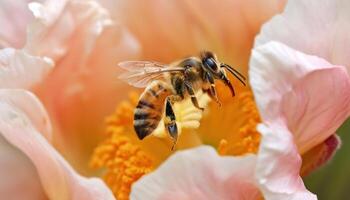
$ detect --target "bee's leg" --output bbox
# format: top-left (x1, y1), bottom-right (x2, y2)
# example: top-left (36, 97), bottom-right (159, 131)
top-left (184, 81), bottom-right (204, 111)
top-left (164, 96), bottom-right (178, 151)
top-left (203, 88), bottom-right (222, 107)
top-left (204, 72), bottom-right (221, 106)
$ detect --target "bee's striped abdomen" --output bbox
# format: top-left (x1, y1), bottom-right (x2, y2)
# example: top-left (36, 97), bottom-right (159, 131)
top-left (134, 81), bottom-right (172, 140)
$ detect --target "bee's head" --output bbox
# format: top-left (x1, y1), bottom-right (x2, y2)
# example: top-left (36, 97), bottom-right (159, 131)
top-left (200, 51), bottom-right (221, 77)
top-left (200, 51), bottom-right (246, 97)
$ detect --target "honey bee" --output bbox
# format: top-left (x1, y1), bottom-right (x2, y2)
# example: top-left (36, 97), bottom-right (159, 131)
top-left (118, 51), bottom-right (245, 150)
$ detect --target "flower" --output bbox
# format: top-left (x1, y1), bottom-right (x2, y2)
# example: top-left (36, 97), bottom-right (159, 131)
top-left (2, 0), bottom-right (347, 199)
top-left (91, 1), bottom-right (350, 199)
top-left (89, 0), bottom-right (289, 199)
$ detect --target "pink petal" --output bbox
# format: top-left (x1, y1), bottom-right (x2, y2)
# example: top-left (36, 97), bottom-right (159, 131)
top-left (22, 0), bottom-right (140, 173)
top-left (131, 146), bottom-right (260, 200)
top-left (0, 88), bottom-right (52, 141)
top-left (0, 89), bottom-right (115, 200)
top-left (0, 0), bottom-right (33, 48)
top-left (25, 0), bottom-right (112, 60)
top-left (0, 133), bottom-right (47, 200)
top-left (250, 41), bottom-right (350, 153)
top-left (256, 121), bottom-right (317, 200)
top-left (281, 67), bottom-right (350, 153)
top-left (0, 48), bottom-right (53, 89)
top-left (32, 4), bottom-right (140, 172)
top-left (250, 41), bottom-right (334, 121)
top-left (255, 0), bottom-right (350, 71)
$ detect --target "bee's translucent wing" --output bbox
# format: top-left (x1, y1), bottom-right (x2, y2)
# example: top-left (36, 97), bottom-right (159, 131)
top-left (118, 61), bottom-right (184, 88)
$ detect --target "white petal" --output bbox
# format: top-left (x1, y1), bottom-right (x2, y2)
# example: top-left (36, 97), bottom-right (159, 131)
top-left (256, 0), bottom-right (350, 71)
top-left (250, 41), bottom-right (337, 121)
top-left (256, 121), bottom-right (317, 200)
top-left (0, 48), bottom-right (54, 89)
top-left (131, 146), bottom-right (260, 200)
top-left (25, 0), bottom-right (112, 60)
top-left (0, 89), bottom-right (52, 140)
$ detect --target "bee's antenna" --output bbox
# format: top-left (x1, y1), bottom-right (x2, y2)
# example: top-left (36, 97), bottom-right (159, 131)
top-left (221, 63), bottom-right (246, 86)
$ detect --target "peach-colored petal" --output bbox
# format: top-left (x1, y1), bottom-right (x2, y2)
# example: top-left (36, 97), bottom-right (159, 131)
top-left (28, 0), bottom-right (140, 173)
top-left (36, 27), bottom-right (140, 174)
top-left (250, 41), bottom-right (350, 153)
top-left (255, 0), bottom-right (350, 72)
top-left (0, 0), bottom-right (32, 48)
top-left (256, 122), bottom-right (317, 200)
top-left (131, 146), bottom-right (260, 200)
top-left (102, 0), bottom-right (285, 71)
top-left (0, 134), bottom-right (47, 200)
top-left (25, 0), bottom-right (112, 60)
top-left (0, 89), bottom-right (115, 200)
top-left (301, 134), bottom-right (340, 177)
top-left (0, 48), bottom-right (53, 90)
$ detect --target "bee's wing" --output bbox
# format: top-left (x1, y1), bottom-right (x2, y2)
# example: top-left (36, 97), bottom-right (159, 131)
top-left (118, 61), bottom-right (184, 88)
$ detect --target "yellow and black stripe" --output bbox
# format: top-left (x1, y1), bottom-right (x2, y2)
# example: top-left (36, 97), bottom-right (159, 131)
top-left (134, 81), bottom-right (172, 139)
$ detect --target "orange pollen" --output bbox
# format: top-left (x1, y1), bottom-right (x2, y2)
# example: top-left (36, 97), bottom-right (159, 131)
top-left (218, 91), bottom-right (261, 156)
top-left (90, 92), bottom-right (153, 200)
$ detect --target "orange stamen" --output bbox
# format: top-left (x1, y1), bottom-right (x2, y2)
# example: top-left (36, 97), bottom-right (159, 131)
top-left (90, 92), bottom-right (153, 200)
top-left (218, 91), bottom-right (261, 156)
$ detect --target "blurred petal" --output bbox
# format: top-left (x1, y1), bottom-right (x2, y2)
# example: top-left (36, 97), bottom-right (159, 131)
top-left (102, 0), bottom-right (285, 72)
top-left (25, 0), bottom-right (112, 60)
top-left (31, 0), bottom-right (140, 173)
top-left (0, 48), bottom-right (53, 89)
top-left (301, 134), bottom-right (340, 177)
top-left (0, 0), bottom-right (32, 48)
top-left (131, 146), bottom-right (260, 200)
top-left (255, 0), bottom-right (350, 71)
top-left (250, 41), bottom-right (350, 153)
top-left (0, 134), bottom-right (47, 200)
top-left (0, 89), bottom-right (115, 200)
top-left (256, 122), bottom-right (317, 200)
top-left (0, 88), bottom-right (52, 141)
top-left (36, 29), bottom-right (140, 174)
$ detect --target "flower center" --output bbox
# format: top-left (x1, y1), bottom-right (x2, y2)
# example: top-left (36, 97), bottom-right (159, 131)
top-left (90, 85), bottom-right (262, 199)
top-left (197, 83), bottom-right (261, 156)
top-left (90, 93), bottom-right (153, 200)
top-left (217, 91), bottom-right (261, 156)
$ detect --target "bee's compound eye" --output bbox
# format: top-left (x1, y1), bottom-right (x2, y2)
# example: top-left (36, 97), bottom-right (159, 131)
top-left (204, 58), bottom-right (218, 71)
